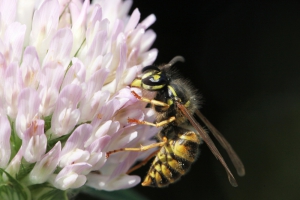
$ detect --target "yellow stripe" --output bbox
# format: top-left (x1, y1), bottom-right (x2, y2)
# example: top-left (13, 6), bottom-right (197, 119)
top-left (179, 132), bottom-right (200, 143)
top-left (168, 85), bottom-right (177, 97)
top-left (184, 100), bottom-right (190, 108)
top-left (142, 84), bottom-right (165, 90)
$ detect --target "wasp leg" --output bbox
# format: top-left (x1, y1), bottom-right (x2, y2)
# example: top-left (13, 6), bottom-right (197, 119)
top-left (128, 116), bottom-right (175, 127)
top-left (131, 91), bottom-right (170, 108)
top-left (127, 149), bottom-right (160, 174)
top-left (106, 137), bottom-right (167, 158)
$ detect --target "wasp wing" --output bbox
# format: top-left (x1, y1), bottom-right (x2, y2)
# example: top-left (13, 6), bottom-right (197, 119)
top-left (195, 110), bottom-right (245, 176)
top-left (176, 102), bottom-right (238, 187)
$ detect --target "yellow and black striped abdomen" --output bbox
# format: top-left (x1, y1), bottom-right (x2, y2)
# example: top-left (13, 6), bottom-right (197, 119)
top-left (142, 130), bottom-right (201, 187)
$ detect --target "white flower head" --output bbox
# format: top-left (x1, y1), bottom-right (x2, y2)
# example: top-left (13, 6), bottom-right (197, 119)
top-left (0, 0), bottom-right (158, 195)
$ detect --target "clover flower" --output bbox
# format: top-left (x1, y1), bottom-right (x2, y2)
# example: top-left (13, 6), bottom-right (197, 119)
top-left (0, 0), bottom-right (158, 198)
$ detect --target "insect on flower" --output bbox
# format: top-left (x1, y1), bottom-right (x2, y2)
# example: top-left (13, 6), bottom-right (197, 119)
top-left (106, 56), bottom-right (245, 187)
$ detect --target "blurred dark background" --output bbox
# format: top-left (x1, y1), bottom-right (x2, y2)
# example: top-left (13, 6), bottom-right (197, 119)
top-left (80, 0), bottom-right (300, 199)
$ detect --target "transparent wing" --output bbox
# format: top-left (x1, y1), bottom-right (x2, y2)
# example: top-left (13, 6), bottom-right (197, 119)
top-left (196, 110), bottom-right (245, 177)
top-left (176, 102), bottom-right (238, 187)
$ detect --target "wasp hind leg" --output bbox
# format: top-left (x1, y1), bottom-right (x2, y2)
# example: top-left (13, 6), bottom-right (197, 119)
top-left (128, 116), bottom-right (175, 127)
top-left (127, 149), bottom-right (160, 174)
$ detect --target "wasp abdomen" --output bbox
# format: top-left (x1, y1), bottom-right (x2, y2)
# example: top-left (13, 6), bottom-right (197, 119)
top-left (142, 131), bottom-right (201, 187)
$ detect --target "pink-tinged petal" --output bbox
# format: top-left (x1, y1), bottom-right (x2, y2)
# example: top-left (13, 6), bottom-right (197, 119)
top-left (15, 88), bottom-right (41, 139)
top-left (28, 141), bottom-right (61, 184)
top-left (5, 147), bottom-right (24, 178)
top-left (69, 0), bottom-right (87, 25)
top-left (138, 14), bottom-right (156, 29)
top-left (124, 8), bottom-right (140, 34)
top-left (4, 63), bottom-right (24, 118)
top-left (38, 64), bottom-right (64, 116)
top-left (79, 90), bottom-right (110, 123)
top-left (111, 19), bottom-right (124, 42)
top-left (51, 84), bottom-right (82, 138)
top-left (104, 121), bottom-right (120, 138)
top-left (89, 152), bottom-right (106, 171)
top-left (93, 120), bottom-right (113, 138)
top-left (38, 87), bottom-right (59, 117)
top-left (20, 46), bottom-right (40, 88)
top-left (128, 27), bottom-right (144, 49)
top-left (51, 163), bottom-right (91, 190)
top-left (79, 68), bottom-right (110, 122)
top-left (23, 119), bottom-right (47, 163)
top-left (103, 33), bottom-right (127, 93)
top-left (0, 53), bottom-right (7, 99)
top-left (110, 151), bottom-right (139, 178)
top-left (140, 29), bottom-right (156, 53)
top-left (141, 48), bottom-right (158, 66)
top-left (4, 22), bottom-right (26, 63)
top-left (80, 67), bottom-right (109, 100)
top-left (60, 149), bottom-right (90, 168)
top-left (0, 0), bottom-right (16, 25)
top-left (93, 0), bottom-right (122, 25)
top-left (0, 114), bottom-right (11, 168)
top-left (42, 28), bottom-right (73, 70)
top-left (113, 88), bottom-right (143, 112)
top-left (96, 99), bottom-right (120, 122)
top-left (92, 29), bottom-right (108, 58)
top-left (86, 120), bottom-right (118, 147)
top-left (87, 135), bottom-right (111, 153)
top-left (102, 53), bottom-right (113, 69)
top-left (61, 57), bottom-right (86, 89)
top-left (16, 0), bottom-right (35, 46)
top-left (86, 136), bottom-right (110, 170)
top-left (70, 0), bottom-right (89, 55)
top-left (30, 0), bottom-right (60, 59)
top-left (123, 65), bottom-right (140, 86)
top-left (87, 4), bottom-right (102, 29)
top-left (38, 62), bottom-right (64, 89)
top-left (60, 124), bottom-right (92, 156)
top-left (86, 173), bottom-right (140, 191)
top-left (82, 18), bottom-right (109, 68)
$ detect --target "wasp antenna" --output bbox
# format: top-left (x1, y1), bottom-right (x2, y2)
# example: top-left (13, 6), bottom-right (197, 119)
top-left (165, 56), bottom-right (185, 68)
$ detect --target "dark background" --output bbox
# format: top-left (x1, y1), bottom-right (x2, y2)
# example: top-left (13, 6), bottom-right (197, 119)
top-left (80, 0), bottom-right (300, 199)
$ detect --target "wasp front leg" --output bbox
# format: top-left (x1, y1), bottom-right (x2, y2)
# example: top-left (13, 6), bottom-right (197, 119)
top-left (131, 91), bottom-right (169, 108)
top-left (130, 91), bottom-right (175, 127)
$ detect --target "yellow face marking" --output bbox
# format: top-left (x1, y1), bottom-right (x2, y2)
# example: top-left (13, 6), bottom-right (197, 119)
top-left (130, 79), bottom-right (142, 87)
top-left (152, 74), bottom-right (161, 81)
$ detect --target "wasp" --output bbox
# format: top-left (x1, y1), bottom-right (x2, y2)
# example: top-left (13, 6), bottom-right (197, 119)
top-left (106, 56), bottom-right (245, 187)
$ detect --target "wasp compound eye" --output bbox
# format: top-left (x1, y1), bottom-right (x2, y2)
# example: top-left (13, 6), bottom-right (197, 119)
top-left (142, 65), bottom-right (160, 73)
top-left (141, 74), bottom-right (168, 91)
